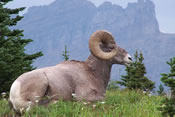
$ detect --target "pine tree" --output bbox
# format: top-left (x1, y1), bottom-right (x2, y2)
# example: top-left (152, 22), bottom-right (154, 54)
top-left (158, 57), bottom-right (175, 117)
top-left (157, 83), bottom-right (165, 96)
top-left (118, 50), bottom-right (155, 91)
top-left (0, 0), bottom-right (43, 93)
top-left (62, 45), bottom-right (69, 61)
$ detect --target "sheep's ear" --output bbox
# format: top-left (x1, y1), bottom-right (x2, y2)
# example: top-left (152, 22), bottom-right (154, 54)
top-left (108, 44), bottom-right (115, 50)
top-left (89, 30), bottom-right (117, 60)
top-left (100, 42), bottom-right (115, 49)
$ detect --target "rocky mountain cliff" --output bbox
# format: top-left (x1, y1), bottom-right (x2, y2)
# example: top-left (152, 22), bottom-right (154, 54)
top-left (17, 0), bottom-right (175, 88)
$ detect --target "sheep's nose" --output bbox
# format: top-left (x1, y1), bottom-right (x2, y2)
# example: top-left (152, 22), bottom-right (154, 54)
top-left (128, 57), bottom-right (132, 61)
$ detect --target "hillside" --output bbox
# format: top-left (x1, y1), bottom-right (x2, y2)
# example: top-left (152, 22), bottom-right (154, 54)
top-left (16, 0), bottom-right (175, 87)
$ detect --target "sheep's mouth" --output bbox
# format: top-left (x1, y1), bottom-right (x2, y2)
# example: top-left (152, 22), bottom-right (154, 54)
top-left (124, 61), bottom-right (132, 67)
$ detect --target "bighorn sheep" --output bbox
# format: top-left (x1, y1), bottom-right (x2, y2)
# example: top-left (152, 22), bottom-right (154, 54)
top-left (9, 30), bottom-right (132, 112)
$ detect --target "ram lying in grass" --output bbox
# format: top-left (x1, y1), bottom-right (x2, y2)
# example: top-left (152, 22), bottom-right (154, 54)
top-left (9, 30), bottom-right (132, 114)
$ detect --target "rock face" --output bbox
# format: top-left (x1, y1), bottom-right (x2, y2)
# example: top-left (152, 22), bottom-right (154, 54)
top-left (17, 0), bottom-right (175, 87)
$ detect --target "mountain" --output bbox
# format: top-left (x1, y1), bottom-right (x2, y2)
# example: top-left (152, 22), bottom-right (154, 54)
top-left (17, 0), bottom-right (175, 88)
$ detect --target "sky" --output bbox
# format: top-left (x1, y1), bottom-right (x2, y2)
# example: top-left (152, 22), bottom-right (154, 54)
top-left (6, 0), bottom-right (175, 34)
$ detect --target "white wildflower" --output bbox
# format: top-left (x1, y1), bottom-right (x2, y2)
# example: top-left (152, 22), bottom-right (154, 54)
top-left (148, 93), bottom-right (152, 97)
top-left (34, 96), bottom-right (40, 104)
top-left (161, 104), bottom-right (166, 108)
top-left (53, 100), bottom-right (58, 104)
top-left (20, 108), bottom-right (24, 114)
top-left (92, 104), bottom-right (96, 108)
top-left (143, 91), bottom-right (146, 94)
top-left (28, 101), bottom-right (32, 104)
top-left (1, 92), bottom-right (6, 98)
top-left (72, 93), bottom-right (76, 97)
top-left (1, 92), bottom-right (6, 95)
top-left (83, 102), bottom-right (87, 105)
top-left (27, 101), bottom-right (32, 106)
top-left (101, 101), bottom-right (105, 104)
top-left (1, 92), bottom-right (6, 100)
top-left (26, 105), bottom-right (31, 112)
top-left (35, 99), bottom-right (39, 103)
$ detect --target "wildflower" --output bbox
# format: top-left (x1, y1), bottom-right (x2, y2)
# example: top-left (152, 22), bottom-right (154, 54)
top-left (92, 104), bottom-right (96, 108)
top-left (26, 106), bottom-right (31, 112)
top-left (1, 92), bottom-right (6, 97)
top-left (35, 99), bottom-right (39, 103)
top-left (53, 100), bottom-right (58, 104)
top-left (20, 108), bottom-right (24, 114)
top-left (1, 92), bottom-right (6, 100)
top-left (148, 93), bottom-right (152, 97)
top-left (143, 91), bottom-right (146, 94)
top-left (28, 101), bottom-right (32, 105)
top-left (83, 102), bottom-right (87, 105)
top-left (101, 101), bottom-right (105, 104)
top-left (72, 93), bottom-right (76, 97)
top-left (26, 102), bottom-right (31, 112)
top-left (27, 101), bottom-right (32, 107)
top-left (34, 96), bottom-right (40, 103)
top-left (161, 104), bottom-right (166, 108)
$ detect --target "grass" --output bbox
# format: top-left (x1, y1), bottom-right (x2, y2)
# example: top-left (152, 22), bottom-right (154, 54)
top-left (0, 89), bottom-right (163, 117)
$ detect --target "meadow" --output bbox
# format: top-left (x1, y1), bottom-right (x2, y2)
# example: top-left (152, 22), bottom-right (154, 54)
top-left (0, 89), bottom-right (163, 117)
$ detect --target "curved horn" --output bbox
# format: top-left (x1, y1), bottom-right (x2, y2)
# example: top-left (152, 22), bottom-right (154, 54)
top-left (89, 30), bottom-right (117, 60)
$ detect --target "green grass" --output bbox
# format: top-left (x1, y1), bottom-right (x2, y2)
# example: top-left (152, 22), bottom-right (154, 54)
top-left (0, 90), bottom-right (163, 117)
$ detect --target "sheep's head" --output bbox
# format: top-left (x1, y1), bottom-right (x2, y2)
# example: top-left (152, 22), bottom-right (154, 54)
top-left (89, 30), bottom-right (132, 66)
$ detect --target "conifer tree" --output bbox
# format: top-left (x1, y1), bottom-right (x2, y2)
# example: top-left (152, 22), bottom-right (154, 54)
top-left (158, 57), bottom-right (175, 117)
top-left (118, 50), bottom-right (155, 91)
top-left (0, 0), bottom-right (43, 93)
top-left (157, 83), bottom-right (165, 96)
top-left (62, 45), bottom-right (69, 61)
